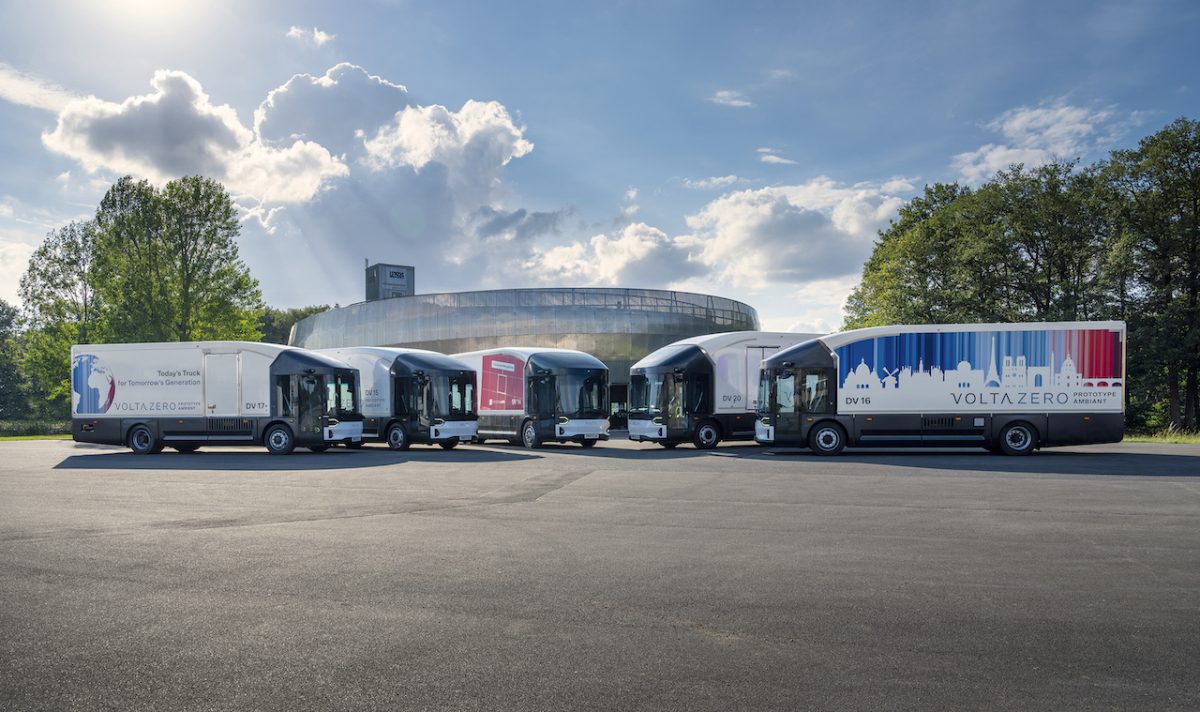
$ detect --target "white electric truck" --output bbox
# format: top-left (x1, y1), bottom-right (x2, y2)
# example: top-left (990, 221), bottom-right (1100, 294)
top-left (628, 331), bottom-right (821, 449)
top-left (452, 347), bottom-right (610, 448)
top-left (319, 347), bottom-right (477, 450)
top-left (755, 321), bottom-right (1126, 455)
top-left (70, 341), bottom-right (364, 455)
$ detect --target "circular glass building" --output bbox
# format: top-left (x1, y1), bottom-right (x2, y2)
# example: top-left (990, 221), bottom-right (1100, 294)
top-left (288, 287), bottom-right (760, 415)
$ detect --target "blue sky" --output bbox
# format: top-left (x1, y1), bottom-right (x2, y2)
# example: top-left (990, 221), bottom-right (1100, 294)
top-left (1, 0), bottom-right (1197, 331)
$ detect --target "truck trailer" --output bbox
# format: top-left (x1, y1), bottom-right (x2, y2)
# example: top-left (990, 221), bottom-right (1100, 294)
top-left (628, 331), bottom-right (821, 449)
top-left (319, 347), bottom-right (477, 450)
top-left (754, 322), bottom-right (1126, 455)
top-left (71, 341), bottom-right (364, 455)
top-left (452, 348), bottom-right (610, 448)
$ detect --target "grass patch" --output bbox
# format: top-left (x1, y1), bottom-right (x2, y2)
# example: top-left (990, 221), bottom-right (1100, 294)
top-left (1126, 429), bottom-right (1200, 445)
top-left (0, 419), bottom-right (71, 438)
top-left (0, 434), bottom-right (73, 441)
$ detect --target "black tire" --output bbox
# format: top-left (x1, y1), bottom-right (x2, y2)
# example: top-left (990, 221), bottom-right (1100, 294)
top-left (127, 425), bottom-right (158, 455)
top-left (522, 421), bottom-right (542, 449)
top-left (998, 422), bottom-right (1037, 456)
top-left (308, 445), bottom-right (329, 453)
top-left (439, 439), bottom-right (459, 450)
top-left (172, 445), bottom-right (199, 454)
top-left (579, 439), bottom-right (597, 448)
top-left (264, 424), bottom-right (295, 455)
top-left (660, 442), bottom-right (678, 449)
top-left (808, 422), bottom-right (847, 456)
top-left (386, 422), bottom-right (410, 451)
top-left (692, 420), bottom-right (721, 450)
top-left (345, 441), bottom-right (364, 449)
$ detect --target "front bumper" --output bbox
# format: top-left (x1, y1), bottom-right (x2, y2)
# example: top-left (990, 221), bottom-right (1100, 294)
top-left (430, 420), bottom-right (477, 442)
top-left (554, 418), bottom-right (610, 442)
top-left (628, 418), bottom-right (665, 441)
top-left (754, 420), bottom-right (774, 444)
top-left (325, 420), bottom-right (363, 443)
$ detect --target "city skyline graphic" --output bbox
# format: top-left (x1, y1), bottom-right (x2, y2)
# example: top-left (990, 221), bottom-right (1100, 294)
top-left (835, 329), bottom-right (1125, 394)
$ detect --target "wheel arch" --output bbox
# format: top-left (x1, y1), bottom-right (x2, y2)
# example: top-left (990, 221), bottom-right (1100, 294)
top-left (122, 419), bottom-right (158, 444)
top-left (259, 419), bottom-right (293, 444)
top-left (991, 414), bottom-right (1045, 448)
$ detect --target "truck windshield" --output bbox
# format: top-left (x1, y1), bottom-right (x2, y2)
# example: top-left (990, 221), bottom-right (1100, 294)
top-left (629, 373), bottom-right (670, 417)
top-left (556, 369), bottom-right (608, 419)
top-left (325, 372), bottom-right (358, 415)
top-left (430, 374), bottom-right (475, 419)
top-left (757, 372), bottom-right (771, 415)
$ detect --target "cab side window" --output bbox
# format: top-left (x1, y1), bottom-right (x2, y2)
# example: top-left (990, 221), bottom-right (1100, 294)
top-left (801, 369), bottom-right (832, 413)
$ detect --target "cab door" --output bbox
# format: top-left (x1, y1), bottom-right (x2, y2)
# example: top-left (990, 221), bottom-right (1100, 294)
top-left (295, 374), bottom-right (325, 442)
top-left (665, 376), bottom-right (686, 434)
top-left (773, 370), bottom-right (802, 443)
top-left (526, 374), bottom-right (556, 435)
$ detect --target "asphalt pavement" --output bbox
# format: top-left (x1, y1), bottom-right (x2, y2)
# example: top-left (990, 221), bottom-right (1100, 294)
top-left (2, 438), bottom-right (1199, 711)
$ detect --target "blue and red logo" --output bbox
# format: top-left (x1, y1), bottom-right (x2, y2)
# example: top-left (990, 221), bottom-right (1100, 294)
top-left (72, 354), bottom-right (115, 414)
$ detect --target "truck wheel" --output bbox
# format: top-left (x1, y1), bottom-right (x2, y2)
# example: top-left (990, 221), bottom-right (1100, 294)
top-left (386, 422), bottom-right (410, 451)
top-left (660, 442), bottom-right (678, 449)
top-left (808, 422), bottom-right (846, 456)
top-left (127, 425), bottom-right (158, 455)
top-left (308, 445), bottom-right (329, 453)
top-left (264, 425), bottom-right (295, 455)
top-left (692, 421), bottom-right (721, 450)
top-left (439, 438), bottom-right (459, 450)
top-left (522, 421), bottom-right (542, 449)
top-left (579, 439), bottom-right (597, 448)
top-left (999, 422), bottom-right (1037, 456)
top-left (345, 441), bottom-right (364, 449)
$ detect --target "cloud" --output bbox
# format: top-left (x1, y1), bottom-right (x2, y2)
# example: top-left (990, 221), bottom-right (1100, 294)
top-left (952, 101), bottom-right (1123, 183)
top-left (362, 99), bottom-right (533, 214)
top-left (880, 176), bottom-right (918, 193)
top-left (41, 70), bottom-right (348, 204)
top-left (0, 63), bottom-right (79, 112)
top-left (255, 62), bottom-right (409, 158)
top-left (758, 148), bottom-right (797, 165)
top-left (0, 198), bottom-right (12, 218)
top-left (286, 26), bottom-right (335, 46)
top-left (470, 206), bottom-right (572, 242)
top-left (0, 241), bottom-right (35, 304)
top-left (708, 90), bottom-right (754, 108)
top-left (675, 178), bottom-right (904, 287)
top-left (683, 175), bottom-right (743, 190)
top-left (527, 222), bottom-right (701, 287)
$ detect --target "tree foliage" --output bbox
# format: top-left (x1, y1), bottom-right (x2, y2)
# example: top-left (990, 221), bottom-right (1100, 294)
top-left (845, 117), bottom-right (1200, 430)
top-left (91, 176), bottom-right (264, 342)
top-left (0, 299), bottom-right (24, 418)
top-left (17, 176), bottom-right (265, 413)
top-left (17, 221), bottom-right (102, 411)
top-left (260, 305), bottom-right (331, 344)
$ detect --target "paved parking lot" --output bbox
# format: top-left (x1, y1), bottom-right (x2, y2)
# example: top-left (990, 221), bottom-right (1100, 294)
top-left (2, 438), bottom-right (1199, 711)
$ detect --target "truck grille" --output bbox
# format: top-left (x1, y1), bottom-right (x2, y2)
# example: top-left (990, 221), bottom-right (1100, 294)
top-left (207, 417), bottom-right (252, 433)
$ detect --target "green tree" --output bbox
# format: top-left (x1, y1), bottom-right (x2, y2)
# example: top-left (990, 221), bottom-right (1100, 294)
top-left (0, 299), bottom-right (25, 418)
top-left (260, 305), bottom-right (330, 344)
top-left (1105, 118), bottom-right (1200, 430)
top-left (92, 175), bottom-right (264, 342)
top-left (17, 221), bottom-right (102, 411)
top-left (18, 176), bottom-right (266, 415)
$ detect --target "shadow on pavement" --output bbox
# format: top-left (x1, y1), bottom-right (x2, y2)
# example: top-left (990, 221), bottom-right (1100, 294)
top-left (758, 447), bottom-right (1200, 478)
top-left (55, 445), bottom-right (540, 471)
